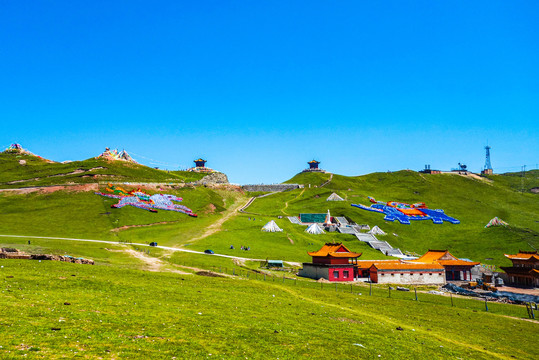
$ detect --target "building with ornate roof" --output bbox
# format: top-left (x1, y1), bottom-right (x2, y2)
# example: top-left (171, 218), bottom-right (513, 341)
top-left (187, 158), bottom-right (215, 173)
top-left (500, 251), bottom-right (539, 287)
top-left (408, 250), bottom-right (480, 281)
top-left (298, 243), bottom-right (361, 282)
top-left (302, 160), bottom-right (326, 173)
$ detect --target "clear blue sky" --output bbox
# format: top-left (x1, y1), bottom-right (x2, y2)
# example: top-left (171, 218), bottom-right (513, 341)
top-left (1, 1), bottom-right (537, 184)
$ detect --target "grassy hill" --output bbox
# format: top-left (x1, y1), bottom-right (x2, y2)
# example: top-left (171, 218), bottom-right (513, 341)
top-left (1, 161), bottom-right (538, 358)
top-left (250, 170), bottom-right (539, 268)
top-left (0, 151), bottom-right (206, 188)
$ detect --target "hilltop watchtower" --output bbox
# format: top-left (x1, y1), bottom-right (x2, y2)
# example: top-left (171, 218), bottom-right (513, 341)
top-left (302, 160), bottom-right (326, 173)
top-left (194, 158), bottom-right (207, 168)
top-left (308, 160), bottom-right (320, 170)
top-left (188, 158), bottom-right (214, 173)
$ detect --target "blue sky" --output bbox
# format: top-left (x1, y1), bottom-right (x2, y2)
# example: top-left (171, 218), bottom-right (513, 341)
top-left (1, 1), bottom-right (537, 184)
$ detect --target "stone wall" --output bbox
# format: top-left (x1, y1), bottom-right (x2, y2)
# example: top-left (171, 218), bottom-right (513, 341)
top-left (298, 263), bottom-right (329, 280)
top-left (375, 270), bottom-right (446, 285)
top-left (242, 184), bottom-right (301, 192)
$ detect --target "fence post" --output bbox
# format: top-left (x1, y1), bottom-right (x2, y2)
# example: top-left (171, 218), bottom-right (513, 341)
top-left (532, 303), bottom-right (536, 319)
top-left (369, 281), bottom-right (372, 296)
top-left (485, 298), bottom-right (489, 312)
top-left (388, 286), bottom-right (391, 298)
top-left (415, 288), bottom-right (418, 301)
top-left (335, 283), bottom-right (338, 292)
top-left (350, 285), bottom-right (353, 293)
top-left (450, 293), bottom-right (454, 307)
top-left (282, 275), bottom-right (285, 283)
top-left (233, 268), bottom-right (235, 276)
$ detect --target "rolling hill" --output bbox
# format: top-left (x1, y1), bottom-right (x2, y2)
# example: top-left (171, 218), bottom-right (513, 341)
top-left (1, 154), bottom-right (538, 359)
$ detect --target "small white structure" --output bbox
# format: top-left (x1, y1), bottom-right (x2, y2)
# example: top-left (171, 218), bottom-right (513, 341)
top-left (368, 226), bottom-right (386, 236)
top-left (261, 220), bottom-right (283, 232)
top-left (305, 223), bottom-right (325, 235)
top-left (326, 192), bottom-right (344, 201)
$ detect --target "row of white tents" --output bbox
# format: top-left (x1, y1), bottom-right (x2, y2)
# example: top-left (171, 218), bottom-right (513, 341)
top-left (262, 219), bottom-right (388, 236)
top-left (261, 220), bottom-right (326, 234)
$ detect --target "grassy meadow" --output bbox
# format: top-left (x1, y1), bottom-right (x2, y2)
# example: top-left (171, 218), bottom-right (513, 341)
top-left (1, 154), bottom-right (538, 358)
top-left (1, 258), bottom-right (538, 359)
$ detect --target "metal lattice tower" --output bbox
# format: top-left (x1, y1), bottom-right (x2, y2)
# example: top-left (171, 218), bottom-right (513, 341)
top-left (484, 145), bottom-right (492, 170)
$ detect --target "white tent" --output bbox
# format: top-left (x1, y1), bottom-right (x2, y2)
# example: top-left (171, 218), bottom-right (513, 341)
top-left (305, 223), bottom-right (325, 235)
top-left (326, 192), bottom-right (344, 201)
top-left (261, 220), bottom-right (283, 232)
top-left (368, 225), bottom-right (387, 236)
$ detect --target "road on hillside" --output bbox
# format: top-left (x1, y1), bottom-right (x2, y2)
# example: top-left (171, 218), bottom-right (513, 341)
top-left (0, 234), bottom-right (271, 263)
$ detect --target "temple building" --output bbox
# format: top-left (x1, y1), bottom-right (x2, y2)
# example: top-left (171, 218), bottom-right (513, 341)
top-left (408, 250), bottom-right (480, 281)
top-left (298, 243), bottom-right (361, 282)
top-left (302, 160), bottom-right (326, 173)
top-left (188, 158), bottom-right (214, 173)
top-left (500, 251), bottom-right (539, 287)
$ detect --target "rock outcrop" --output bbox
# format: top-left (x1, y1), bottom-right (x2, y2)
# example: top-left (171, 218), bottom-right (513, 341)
top-left (192, 172), bottom-right (229, 185)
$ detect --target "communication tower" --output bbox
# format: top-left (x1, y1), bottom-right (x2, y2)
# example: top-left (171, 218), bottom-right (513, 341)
top-left (481, 146), bottom-right (493, 175)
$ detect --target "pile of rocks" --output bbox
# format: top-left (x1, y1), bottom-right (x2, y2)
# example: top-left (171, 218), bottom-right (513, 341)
top-left (0, 248), bottom-right (94, 265)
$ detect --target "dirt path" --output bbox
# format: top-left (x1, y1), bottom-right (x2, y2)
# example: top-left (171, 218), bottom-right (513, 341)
top-left (122, 249), bottom-right (191, 274)
top-left (281, 187), bottom-right (305, 215)
top-left (319, 173), bottom-right (333, 187)
top-left (110, 220), bottom-right (180, 232)
top-left (185, 196), bottom-right (252, 244)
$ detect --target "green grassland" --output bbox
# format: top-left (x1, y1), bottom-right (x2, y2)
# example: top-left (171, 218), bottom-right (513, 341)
top-left (1, 158), bottom-right (539, 358)
top-left (1, 258), bottom-right (538, 359)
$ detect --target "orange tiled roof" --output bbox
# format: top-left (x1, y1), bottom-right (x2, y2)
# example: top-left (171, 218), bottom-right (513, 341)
top-left (504, 251), bottom-right (539, 261)
top-left (371, 263), bottom-right (444, 270)
top-left (410, 250), bottom-right (449, 263)
top-left (308, 243), bottom-right (361, 258)
top-left (355, 260), bottom-right (402, 269)
top-left (437, 259), bottom-right (480, 266)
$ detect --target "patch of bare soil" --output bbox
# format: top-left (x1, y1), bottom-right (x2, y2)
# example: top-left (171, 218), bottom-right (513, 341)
top-left (195, 271), bottom-right (226, 278)
top-left (204, 203), bottom-right (217, 214)
top-left (110, 220), bottom-right (180, 232)
top-left (495, 286), bottom-right (539, 296)
top-left (122, 249), bottom-right (190, 275)
top-left (331, 317), bottom-right (364, 324)
top-left (0, 183), bottom-right (98, 194)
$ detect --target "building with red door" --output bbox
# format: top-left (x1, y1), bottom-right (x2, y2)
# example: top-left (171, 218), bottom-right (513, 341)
top-left (298, 243), bottom-right (361, 282)
top-left (500, 251), bottom-right (539, 287)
